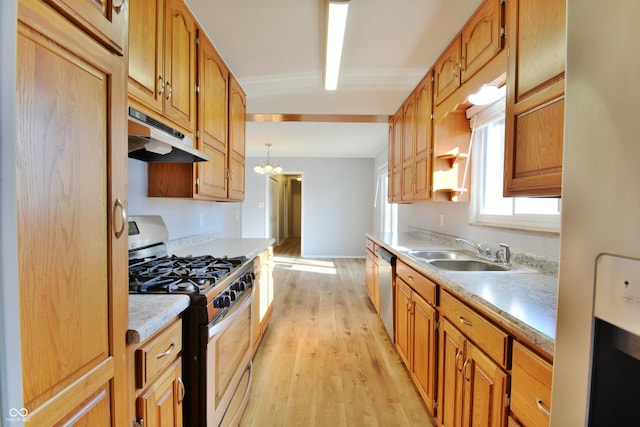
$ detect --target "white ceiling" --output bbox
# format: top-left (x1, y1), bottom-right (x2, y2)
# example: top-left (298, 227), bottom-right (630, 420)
top-left (185, 0), bottom-right (483, 159)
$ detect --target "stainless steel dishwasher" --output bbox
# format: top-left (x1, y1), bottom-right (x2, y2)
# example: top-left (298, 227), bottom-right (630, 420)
top-left (376, 247), bottom-right (396, 341)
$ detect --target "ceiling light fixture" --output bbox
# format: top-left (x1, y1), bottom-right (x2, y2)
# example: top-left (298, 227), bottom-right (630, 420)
top-left (253, 143), bottom-right (283, 175)
top-left (467, 83), bottom-right (506, 106)
top-left (324, 0), bottom-right (350, 91)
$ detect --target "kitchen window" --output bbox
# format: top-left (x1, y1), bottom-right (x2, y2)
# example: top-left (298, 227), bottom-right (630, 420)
top-left (469, 99), bottom-right (561, 232)
top-left (376, 165), bottom-right (397, 233)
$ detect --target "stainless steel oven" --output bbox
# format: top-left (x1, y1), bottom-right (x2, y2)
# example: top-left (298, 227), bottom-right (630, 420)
top-left (206, 287), bottom-right (253, 426)
top-left (128, 215), bottom-right (256, 426)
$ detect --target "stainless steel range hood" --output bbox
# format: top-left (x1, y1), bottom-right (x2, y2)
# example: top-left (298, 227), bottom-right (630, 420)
top-left (127, 107), bottom-right (210, 163)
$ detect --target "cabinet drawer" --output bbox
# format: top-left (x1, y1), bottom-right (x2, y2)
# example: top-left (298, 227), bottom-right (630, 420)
top-left (511, 341), bottom-right (552, 426)
top-left (136, 318), bottom-right (182, 389)
top-left (440, 290), bottom-right (510, 367)
top-left (366, 239), bottom-right (376, 253)
top-left (396, 261), bottom-right (437, 306)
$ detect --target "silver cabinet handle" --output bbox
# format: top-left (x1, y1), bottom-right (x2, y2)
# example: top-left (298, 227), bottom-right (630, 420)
top-left (463, 357), bottom-right (471, 381)
top-left (158, 76), bottom-right (165, 95)
top-left (113, 0), bottom-right (126, 14)
top-left (455, 350), bottom-right (463, 372)
top-left (177, 377), bottom-right (186, 403)
top-left (156, 343), bottom-right (175, 359)
top-left (113, 198), bottom-right (126, 239)
top-left (459, 316), bottom-right (473, 327)
top-left (536, 398), bottom-right (551, 418)
top-left (165, 82), bottom-right (172, 100)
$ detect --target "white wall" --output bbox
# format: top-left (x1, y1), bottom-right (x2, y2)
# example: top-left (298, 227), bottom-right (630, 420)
top-left (409, 202), bottom-right (560, 259)
top-left (551, 1), bottom-right (640, 425)
top-left (243, 157), bottom-right (375, 257)
top-left (128, 159), bottom-right (242, 240)
top-left (0, 0), bottom-right (25, 420)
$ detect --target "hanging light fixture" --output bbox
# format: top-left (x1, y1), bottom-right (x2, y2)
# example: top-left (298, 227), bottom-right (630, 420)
top-left (253, 143), bottom-right (283, 175)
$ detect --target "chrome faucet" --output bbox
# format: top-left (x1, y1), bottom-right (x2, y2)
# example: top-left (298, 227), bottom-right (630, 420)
top-left (455, 238), bottom-right (483, 255)
top-left (499, 243), bottom-right (511, 265)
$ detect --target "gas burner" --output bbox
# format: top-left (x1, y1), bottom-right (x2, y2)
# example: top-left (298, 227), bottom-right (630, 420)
top-left (128, 254), bottom-right (247, 295)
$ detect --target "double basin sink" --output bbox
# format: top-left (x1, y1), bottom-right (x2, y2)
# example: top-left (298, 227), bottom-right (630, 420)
top-left (405, 250), bottom-right (525, 272)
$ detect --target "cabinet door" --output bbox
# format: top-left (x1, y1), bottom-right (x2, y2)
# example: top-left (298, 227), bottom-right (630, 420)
top-left (413, 71), bottom-right (433, 201)
top-left (461, 0), bottom-right (503, 83)
top-left (197, 34), bottom-right (229, 198)
top-left (412, 292), bottom-right (438, 415)
top-left (437, 318), bottom-right (466, 427)
top-left (511, 341), bottom-right (552, 427)
top-left (391, 109), bottom-right (404, 202)
top-left (434, 37), bottom-right (461, 106)
top-left (365, 249), bottom-right (377, 310)
top-left (462, 341), bottom-right (509, 427)
top-left (504, 0), bottom-right (565, 197)
top-left (17, 1), bottom-right (128, 424)
top-left (164, 0), bottom-right (197, 131)
top-left (128, 0), bottom-right (164, 114)
top-left (228, 76), bottom-right (246, 201)
top-left (252, 264), bottom-right (262, 352)
top-left (395, 280), bottom-right (412, 368)
top-left (138, 358), bottom-right (184, 427)
top-left (44, 0), bottom-right (127, 54)
top-left (402, 92), bottom-right (416, 201)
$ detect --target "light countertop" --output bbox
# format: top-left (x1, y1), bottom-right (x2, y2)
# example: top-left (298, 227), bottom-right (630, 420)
top-left (367, 231), bottom-right (558, 357)
top-left (127, 237), bottom-right (275, 345)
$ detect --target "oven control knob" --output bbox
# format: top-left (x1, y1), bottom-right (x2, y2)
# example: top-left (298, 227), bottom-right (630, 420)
top-left (231, 281), bottom-right (243, 292)
top-left (214, 295), bottom-right (229, 308)
top-left (227, 290), bottom-right (237, 301)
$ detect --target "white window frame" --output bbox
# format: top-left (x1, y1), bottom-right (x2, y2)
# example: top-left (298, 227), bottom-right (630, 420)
top-left (469, 99), bottom-right (561, 233)
top-left (375, 164), bottom-right (397, 234)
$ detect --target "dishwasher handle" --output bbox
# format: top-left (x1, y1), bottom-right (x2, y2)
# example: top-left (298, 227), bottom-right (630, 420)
top-left (376, 247), bottom-right (397, 266)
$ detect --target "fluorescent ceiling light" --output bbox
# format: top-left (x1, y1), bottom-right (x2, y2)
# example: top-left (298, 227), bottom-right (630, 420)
top-left (468, 84), bottom-right (506, 106)
top-left (324, 0), bottom-right (350, 91)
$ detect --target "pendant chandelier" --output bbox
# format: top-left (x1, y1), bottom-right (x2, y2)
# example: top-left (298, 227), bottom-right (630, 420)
top-left (253, 143), bottom-right (283, 175)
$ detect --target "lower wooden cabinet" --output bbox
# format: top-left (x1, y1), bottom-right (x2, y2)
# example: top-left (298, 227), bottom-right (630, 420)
top-left (437, 290), bottom-right (510, 427)
top-left (365, 239), bottom-right (380, 312)
top-left (437, 318), bottom-right (509, 427)
top-left (509, 341), bottom-right (553, 426)
top-left (253, 246), bottom-right (274, 354)
top-left (395, 261), bottom-right (438, 415)
top-left (132, 318), bottom-right (184, 427)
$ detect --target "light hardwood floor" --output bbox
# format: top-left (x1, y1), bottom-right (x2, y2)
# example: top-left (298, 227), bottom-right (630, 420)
top-left (240, 238), bottom-right (433, 427)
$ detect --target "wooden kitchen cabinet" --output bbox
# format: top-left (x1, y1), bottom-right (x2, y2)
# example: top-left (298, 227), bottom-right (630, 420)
top-left (402, 90), bottom-right (417, 201)
top-left (509, 341), bottom-right (553, 426)
top-left (43, 0), bottom-right (128, 55)
top-left (434, 0), bottom-right (503, 106)
top-left (16, 0), bottom-right (128, 424)
top-left (133, 318), bottom-right (184, 427)
top-left (395, 260), bottom-right (439, 416)
top-left (228, 75), bottom-right (247, 201)
top-left (128, 0), bottom-right (197, 134)
top-left (413, 70), bottom-right (434, 201)
top-left (196, 34), bottom-right (230, 199)
top-left (389, 108), bottom-right (404, 203)
top-left (503, 0), bottom-right (566, 197)
top-left (365, 239), bottom-right (380, 313)
top-left (253, 247), bottom-right (274, 354)
top-left (146, 32), bottom-right (247, 202)
top-left (437, 291), bottom-right (510, 427)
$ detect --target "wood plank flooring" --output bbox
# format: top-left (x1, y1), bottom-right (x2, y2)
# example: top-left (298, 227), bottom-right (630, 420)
top-left (240, 238), bottom-right (433, 427)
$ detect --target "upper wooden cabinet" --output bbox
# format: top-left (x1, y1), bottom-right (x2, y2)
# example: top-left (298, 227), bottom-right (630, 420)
top-left (196, 34), bottom-right (229, 199)
top-left (389, 108), bottom-right (404, 203)
top-left (228, 75), bottom-right (247, 201)
top-left (503, 0), bottom-right (566, 197)
top-left (128, 0), bottom-right (197, 134)
top-left (434, 0), bottom-right (504, 106)
top-left (402, 90), bottom-right (417, 201)
top-left (413, 71), bottom-right (434, 201)
top-left (43, 0), bottom-right (128, 55)
top-left (17, 0), bottom-right (128, 424)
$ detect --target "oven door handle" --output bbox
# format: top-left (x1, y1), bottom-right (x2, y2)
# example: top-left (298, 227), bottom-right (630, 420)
top-left (208, 290), bottom-right (253, 338)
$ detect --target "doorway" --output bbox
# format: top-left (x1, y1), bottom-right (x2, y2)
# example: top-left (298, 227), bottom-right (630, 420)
top-left (267, 174), bottom-right (302, 255)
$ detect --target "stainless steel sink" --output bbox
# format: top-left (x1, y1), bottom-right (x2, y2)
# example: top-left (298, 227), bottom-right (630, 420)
top-left (427, 259), bottom-right (511, 272)
top-left (408, 250), bottom-right (474, 260)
